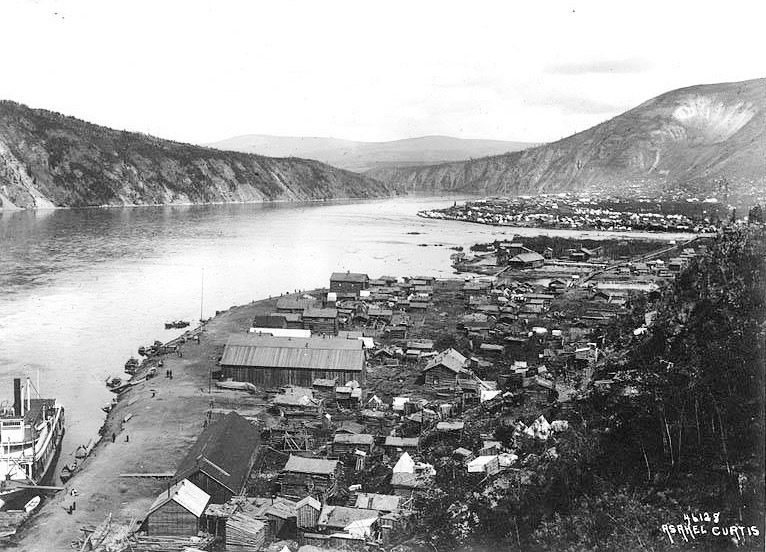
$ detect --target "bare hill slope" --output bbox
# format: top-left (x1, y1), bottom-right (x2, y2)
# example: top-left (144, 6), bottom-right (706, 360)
top-left (0, 101), bottom-right (393, 210)
top-left (367, 79), bottom-right (766, 201)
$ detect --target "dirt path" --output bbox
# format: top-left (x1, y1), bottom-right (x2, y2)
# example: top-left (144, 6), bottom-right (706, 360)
top-left (11, 297), bottom-right (279, 551)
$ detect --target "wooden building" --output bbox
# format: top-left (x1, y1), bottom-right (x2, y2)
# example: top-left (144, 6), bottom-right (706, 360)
top-left (507, 252), bottom-right (545, 269)
top-left (226, 512), bottom-right (267, 552)
top-left (276, 297), bottom-right (319, 314)
top-left (302, 308), bottom-right (338, 335)
top-left (422, 348), bottom-right (470, 387)
top-left (279, 455), bottom-right (342, 502)
top-left (332, 433), bottom-right (374, 456)
top-left (142, 479), bottom-right (210, 536)
top-left (295, 496), bottom-right (322, 530)
top-left (220, 334), bottom-right (365, 388)
top-left (390, 472), bottom-right (432, 499)
top-left (174, 412), bottom-right (260, 504)
top-left (317, 505), bottom-right (380, 537)
top-left (354, 493), bottom-right (402, 513)
top-left (383, 436), bottom-right (419, 457)
top-left (252, 314), bottom-right (288, 329)
top-left (330, 272), bottom-right (370, 296)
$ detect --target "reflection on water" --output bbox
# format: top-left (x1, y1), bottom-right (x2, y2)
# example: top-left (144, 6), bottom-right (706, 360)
top-left (0, 197), bottom-right (690, 472)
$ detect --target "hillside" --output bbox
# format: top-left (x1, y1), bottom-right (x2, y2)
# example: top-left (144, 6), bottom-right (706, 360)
top-left (367, 79), bottom-right (766, 202)
top-left (204, 134), bottom-right (535, 172)
top-left (0, 101), bottom-right (393, 210)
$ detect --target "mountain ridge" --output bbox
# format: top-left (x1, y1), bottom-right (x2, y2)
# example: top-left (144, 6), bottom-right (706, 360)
top-left (366, 78), bottom-right (766, 202)
top-left (204, 134), bottom-right (536, 172)
top-left (0, 101), bottom-right (394, 210)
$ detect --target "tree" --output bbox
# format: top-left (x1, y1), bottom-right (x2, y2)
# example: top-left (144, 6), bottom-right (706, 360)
top-left (748, 204), bottom-right (764, 224)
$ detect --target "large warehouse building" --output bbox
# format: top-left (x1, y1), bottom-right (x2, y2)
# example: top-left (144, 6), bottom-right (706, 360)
top-left (220, 334), bottom-right (365, 387)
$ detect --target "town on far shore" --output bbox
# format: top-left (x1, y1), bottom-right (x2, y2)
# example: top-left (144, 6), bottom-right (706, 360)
top-left (29, 227), bottom-right (722, 552)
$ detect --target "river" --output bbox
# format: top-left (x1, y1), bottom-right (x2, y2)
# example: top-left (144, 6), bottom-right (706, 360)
top-left (0, 196), bottom-right (692, 472)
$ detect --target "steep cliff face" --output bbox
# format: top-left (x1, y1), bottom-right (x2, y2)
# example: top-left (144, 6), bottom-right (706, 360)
top-left (0, 101), bottom-right (393, 209)
top-left (367, 79), bottom-right (766, 200)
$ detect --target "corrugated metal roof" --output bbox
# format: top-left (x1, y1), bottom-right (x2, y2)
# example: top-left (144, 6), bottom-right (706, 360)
top-left (282, 455), bottom-right (340, 475)
top-left (148, 479), bottom-right (210, 518)
top-left (221, 334), bottom-right (364, 372)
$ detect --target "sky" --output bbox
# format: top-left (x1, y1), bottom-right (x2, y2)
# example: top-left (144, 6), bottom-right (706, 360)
top-left (0, 0), bottom-right (763, 145)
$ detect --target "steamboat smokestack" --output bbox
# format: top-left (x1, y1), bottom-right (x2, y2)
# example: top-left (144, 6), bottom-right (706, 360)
top-left (13, 378), bottom-right (22, 416)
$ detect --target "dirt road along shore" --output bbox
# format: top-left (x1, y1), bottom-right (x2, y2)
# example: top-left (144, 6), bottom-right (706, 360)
top-left (13, 296), bottom-right (282, 551)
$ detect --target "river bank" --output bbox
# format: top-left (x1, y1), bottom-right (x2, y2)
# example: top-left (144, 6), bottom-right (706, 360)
top-left (11, 293), bottom-right (295, 551)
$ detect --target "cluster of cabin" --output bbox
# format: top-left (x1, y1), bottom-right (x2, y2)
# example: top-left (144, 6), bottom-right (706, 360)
top-left (132, 242), bottom-right (707, 550)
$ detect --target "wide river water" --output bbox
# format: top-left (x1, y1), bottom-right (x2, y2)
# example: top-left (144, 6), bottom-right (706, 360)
top-left (0, 196), bottom-right (692, 471)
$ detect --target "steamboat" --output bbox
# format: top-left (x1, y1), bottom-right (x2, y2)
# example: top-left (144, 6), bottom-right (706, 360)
top-left (0, 378), bottom-right (65, 489)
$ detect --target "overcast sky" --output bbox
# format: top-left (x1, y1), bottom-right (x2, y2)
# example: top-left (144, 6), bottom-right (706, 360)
top-left (0, 0), bottom-right (763, 144)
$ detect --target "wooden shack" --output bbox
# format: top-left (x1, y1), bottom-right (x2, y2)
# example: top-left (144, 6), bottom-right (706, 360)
top-left (383, 436), bottom-right (419, 457)
top-left (295, 495), bottom-right (322, 529)
top-left (226, 512), bottom-right (267, 552)
top-left (332, 433), bottom-right (374, 456)
top-left (302, 308), bottom-right (338, 335)
top-left (422, 348), bottom-right (470, 387)
top-left (174, 412), bottom-right (260, 504)
top-left (276, 296), bottom-right (319, 314)
top-left (220, 334), bottom-right (365, 388)
top-left (142, 479), bottom-right (210, 536)
top-left (279, 455), bottom-right (342, 502)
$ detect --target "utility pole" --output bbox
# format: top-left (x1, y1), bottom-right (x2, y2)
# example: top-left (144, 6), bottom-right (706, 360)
top-left (200, 268), bottom-right (205, 322)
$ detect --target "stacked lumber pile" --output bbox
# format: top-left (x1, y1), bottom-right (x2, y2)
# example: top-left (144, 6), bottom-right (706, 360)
top-left (131, 534), bottom-right (215, 551)
top-left (226, 512), bottom-right (267, 551)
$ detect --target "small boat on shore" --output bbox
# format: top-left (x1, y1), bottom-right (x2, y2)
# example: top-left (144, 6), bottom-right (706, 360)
top-left (124, 357), bottom-right (139, 375)
top-left (23, 496), bottom-right (40, 514)
top-left (165, 320), bottom-right (190, 329)
top-left (60, 461), bottom-right (78, 483)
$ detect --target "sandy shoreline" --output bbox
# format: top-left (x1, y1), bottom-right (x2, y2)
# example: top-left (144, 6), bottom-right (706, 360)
top-left (11, 294), bottom-right (291, 551)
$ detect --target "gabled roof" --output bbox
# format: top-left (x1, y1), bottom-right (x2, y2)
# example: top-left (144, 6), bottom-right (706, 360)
top-left (424, 348), bottom-right (468, 374)
top-left (282, 455), bottom-right (340, 475)
top-left (385, 436), bottom-right (419, 449)
top-left (220, 334), bottom-right (364, 372)
top-left (330, 272), bottom-right (369, 283)
top-left (303, 308), bottom-right (338, 319)
top-left (510, 252), bottom-right (545, 263)
top-left (148, 479), bottom-right (210, 518)
top-left (295, 496), bottom-right (322, 510)
top-left (317, 505), bottom-right (379, 530)
top-left (333, 433), bottom-right (374, 446)
top-left (174, 412), bottom-right (259, 496)
top-left (354, 493), bottom-right (402, 512)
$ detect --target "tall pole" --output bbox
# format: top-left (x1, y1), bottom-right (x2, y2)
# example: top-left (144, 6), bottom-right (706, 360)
top-left (200, 268), bottom-right (204, 322)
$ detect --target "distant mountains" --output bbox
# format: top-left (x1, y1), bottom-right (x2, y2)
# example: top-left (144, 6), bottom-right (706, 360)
top-left (0, 102), bottom-right (392, 210)
top-left (367, 78), bottom-right (766, 201)
top-left (204, 135), bottom-right (536, 173)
